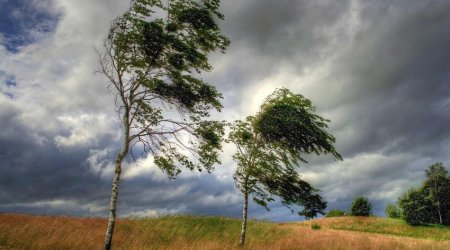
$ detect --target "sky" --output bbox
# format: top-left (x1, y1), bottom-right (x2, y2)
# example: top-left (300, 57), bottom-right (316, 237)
top-left (1, 0), bottom-right (450, 221)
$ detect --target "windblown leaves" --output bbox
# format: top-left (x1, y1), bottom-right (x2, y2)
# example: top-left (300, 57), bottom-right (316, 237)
top-left (101, 0), bottom-right (229, 176)
top-left (255, 88), bottom-right (341, 160)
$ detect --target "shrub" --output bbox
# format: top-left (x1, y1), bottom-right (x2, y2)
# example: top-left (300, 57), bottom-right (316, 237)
top-left (351, 196), bottom-right (372, 216)
top-left (385, 203), bottom-right (402, 218)
top-left (325, 209), bottom-right (346, 217)
top-left (311, 223), bottom-right (321, 230)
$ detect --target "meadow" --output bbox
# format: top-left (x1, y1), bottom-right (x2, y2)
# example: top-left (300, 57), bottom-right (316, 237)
top-left (0, 213), bottom-right (449, 249)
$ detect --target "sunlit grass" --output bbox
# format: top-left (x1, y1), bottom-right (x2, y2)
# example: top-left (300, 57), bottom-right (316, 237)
top-left (114, 215), bottom-right (289, 248)
top-left (301, 216), bottom-right (450, 241)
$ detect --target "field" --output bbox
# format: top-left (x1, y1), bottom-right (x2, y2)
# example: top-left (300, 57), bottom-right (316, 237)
top-left (0, 213), bottom-right (449, 249)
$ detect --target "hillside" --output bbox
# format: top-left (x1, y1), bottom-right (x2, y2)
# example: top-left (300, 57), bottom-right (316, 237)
top-left (0, 213), bottom-right (449, 249)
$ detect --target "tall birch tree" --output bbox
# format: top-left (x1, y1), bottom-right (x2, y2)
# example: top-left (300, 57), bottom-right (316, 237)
top-left (228, 88), bottom-right (341, 246)
top-left (97, 0), bottom-right (229, 249)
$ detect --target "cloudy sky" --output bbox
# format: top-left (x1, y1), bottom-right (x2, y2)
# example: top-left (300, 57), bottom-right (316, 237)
top-left (1, 0), bottom-right (450, 221)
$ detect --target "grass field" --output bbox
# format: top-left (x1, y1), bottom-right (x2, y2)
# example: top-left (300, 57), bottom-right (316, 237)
top-left (0, 213), bottom-right (449, 249)
top-left (302, 216), bottom-right (450, 240)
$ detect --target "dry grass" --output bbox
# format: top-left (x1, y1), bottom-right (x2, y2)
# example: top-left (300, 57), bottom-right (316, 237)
top-left (271, 223), bottom-right (450, 250)
top-left (0, 213), bottom-right (449, 249)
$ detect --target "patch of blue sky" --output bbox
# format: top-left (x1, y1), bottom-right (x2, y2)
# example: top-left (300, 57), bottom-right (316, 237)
top-left (0, 0), bottom-right (61, 53)
top-left (5, 77), bottom-right (16, 87)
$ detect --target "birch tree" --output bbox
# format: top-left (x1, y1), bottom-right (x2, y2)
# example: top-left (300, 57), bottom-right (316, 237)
top-left (228, 88), bottom-right (341, 246)
top-left (97, 0), bottom-right (229, 249)
top-left (423, 162), bottom-right (450, 225)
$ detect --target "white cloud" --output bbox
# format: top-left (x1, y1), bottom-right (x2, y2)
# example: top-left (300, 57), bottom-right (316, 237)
top-left (300, 152), bottom-right (434, 205)
top-left (54, 114), bottom-right (117, 148)
top-left (86, 148), bottom-right (115, 178)
top-left (199, 192), bottom-right (241, 207)
top-left (122, 155), bottom-right (169, 181)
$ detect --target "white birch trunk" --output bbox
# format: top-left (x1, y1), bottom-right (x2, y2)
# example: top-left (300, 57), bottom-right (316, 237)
top-left (104, 112), bottom-right (130, 250)
top-left (239, 189), bottom-right (249, 247)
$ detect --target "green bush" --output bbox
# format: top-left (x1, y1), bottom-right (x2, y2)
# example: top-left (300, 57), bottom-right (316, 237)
top-left (325, 209), bottom-right (346, 217)
top-left (385, 203), bottom-right (402, 218)
top-left (398, 188), bottom-right (437, 225)
top-left (311, 223), bottom-right (321, 230)
top-left (351, 196), bottom-right (372, 216)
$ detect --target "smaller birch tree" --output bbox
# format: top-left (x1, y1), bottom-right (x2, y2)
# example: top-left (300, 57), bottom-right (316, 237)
top-left (228, 88), bottom-right (341, 246)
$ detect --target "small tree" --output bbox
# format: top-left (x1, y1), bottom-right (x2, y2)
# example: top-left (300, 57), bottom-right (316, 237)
top-left (97, 0), bottom-right (229, 249)
top-left (228, 88), bottom-right (341, 246)
top-left (351, 196), bottom-right (372, 216)
top-left (384, 203), bottom-right (402, 218)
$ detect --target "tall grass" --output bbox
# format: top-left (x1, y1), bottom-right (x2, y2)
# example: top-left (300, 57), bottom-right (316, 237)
top-left (0, 213), bottom-right (449, 249)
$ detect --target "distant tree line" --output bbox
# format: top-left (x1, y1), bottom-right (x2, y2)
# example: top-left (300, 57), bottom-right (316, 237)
top-left (386, 162), bottom-right (450, 226)
top-left (324, 163), bottom-right (450, 227)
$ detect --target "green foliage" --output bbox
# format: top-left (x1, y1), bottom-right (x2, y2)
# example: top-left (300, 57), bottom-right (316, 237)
top-left (398, 188), bottom-right (436, 225)
top-left (425, 162), bottom-right (448, 178)
top-left (263, 169), bottom-right (327, 219)
top-left (385, 203), bottom-right (402, 219)
top-left (99, 0), bottom-right (230, 177)
top-left (325, 209), bottom-right (346, 217)
top-left (255, 88), bottom-right (342, 162)
top-left (351, 196), bottom-right (372, 216)
top-left (398, 162), bottom-right (450, 226)
top-left (311, 223), bottom-right (321, 230)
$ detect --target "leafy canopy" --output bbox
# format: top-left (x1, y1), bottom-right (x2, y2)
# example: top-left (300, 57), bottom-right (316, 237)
top-left (98, 0), bottom-right (230, 177)
top-left (255, 88), bottom-right (342, 165)
top-left (228, 88), bottom-right (341, 218)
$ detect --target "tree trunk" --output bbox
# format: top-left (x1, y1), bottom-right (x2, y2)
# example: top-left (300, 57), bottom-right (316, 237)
top-left (104, 113), bottom-right (130, 250)
top-left (239, 189), bottom-right (249, 247)
top-left (437, 201), bottom-right (443, 224)
top-left (433, 182), bottom-right (443, 225)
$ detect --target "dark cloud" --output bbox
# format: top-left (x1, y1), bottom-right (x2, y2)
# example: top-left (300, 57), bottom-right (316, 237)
top-left (325, 0), bottom-right (450, 159)
top-left (214, 0), bottom-right (351, 103)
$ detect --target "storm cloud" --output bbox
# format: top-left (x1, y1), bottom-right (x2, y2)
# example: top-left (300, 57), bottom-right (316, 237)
top-left (1, 0), bottom-right (450, 221)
